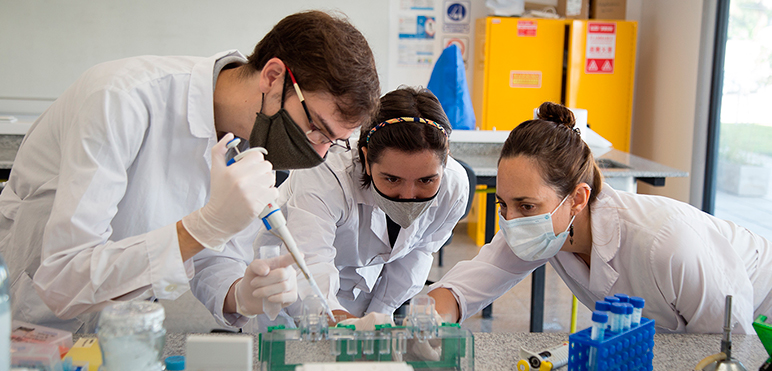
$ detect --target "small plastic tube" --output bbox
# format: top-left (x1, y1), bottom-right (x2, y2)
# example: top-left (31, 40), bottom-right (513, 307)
top-left (622, 303), bottom-right (633, 331)
top-left (589, 311), bottom-right (608, 371)
top-left (595, 301), bottom-right (611, 329)
top-left (614, 293), bottom-right (629, 303)
top-left (630, 296), bottom-right (645, 326)
top-left (591, 311), bottom-right (608, 342)
top-left (604, 296), bottom-right (620, 305)
top-left (609, 303), bottom-right (626, 332)
top-left (259, 245), bottom-right (282, 321)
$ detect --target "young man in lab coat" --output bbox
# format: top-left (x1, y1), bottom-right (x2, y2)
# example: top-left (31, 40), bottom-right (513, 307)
top-left (0, 10), bottom-right (380, 332)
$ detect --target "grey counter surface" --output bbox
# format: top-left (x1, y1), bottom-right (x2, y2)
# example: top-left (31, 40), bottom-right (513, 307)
top-left (449, 142), bottom-right (688, 180)
top-left (0, 135), bottom-right (23, 169)
top-left (139, 332), bottom-right (768, 370)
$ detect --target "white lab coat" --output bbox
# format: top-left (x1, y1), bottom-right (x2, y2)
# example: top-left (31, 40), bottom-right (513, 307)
top-left (0, 50), bottom-right (255, 332)
top-left (431, 184), bottom-right (772, 333)
top-left (253, 150), bottom-right (469, 323)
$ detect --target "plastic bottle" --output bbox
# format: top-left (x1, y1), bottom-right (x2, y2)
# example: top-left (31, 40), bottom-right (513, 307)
top-left (259, 245), bottom-right (282, 320)
top-left (1, 252), bottom-right (10, 371)
top-left (97, 301), bottom-right (166, 371)
top-left (165, 355), bottom-right (186, 371)
top-left (629, 296), bottom-right (645, 326)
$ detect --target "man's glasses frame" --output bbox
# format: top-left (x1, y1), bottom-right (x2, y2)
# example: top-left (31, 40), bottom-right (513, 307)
top-left (286, 67), bottom-right (351, 153)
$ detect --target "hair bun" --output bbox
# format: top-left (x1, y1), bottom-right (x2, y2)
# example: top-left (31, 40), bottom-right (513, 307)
top-left (537, 102), bottom-right (575, 129)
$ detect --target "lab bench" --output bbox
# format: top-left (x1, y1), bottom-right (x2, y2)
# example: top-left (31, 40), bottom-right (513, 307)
top-left (449, 140), bottom-right (689, 331)
top-left (73, 332), bottom-right (768, 370)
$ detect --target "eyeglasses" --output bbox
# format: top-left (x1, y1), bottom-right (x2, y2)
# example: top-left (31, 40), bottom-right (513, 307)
top-left (286, 67), bottom-right (351, 153)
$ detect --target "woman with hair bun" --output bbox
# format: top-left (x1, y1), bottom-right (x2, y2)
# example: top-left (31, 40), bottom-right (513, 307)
top-left (252, 87), bottom-right (469, 333)
top-left (428, 101), bottom-right (772, 334)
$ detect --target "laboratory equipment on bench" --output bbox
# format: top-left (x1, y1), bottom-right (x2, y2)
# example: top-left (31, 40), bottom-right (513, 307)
top-left (568, 292), bottom-right (654, 371)
top-left (97, 301), bottom-right (166, 371)
top-left (1, 252), bottom-right (10, 371)
top-left (259, 295), bottom-right (474, 370)
top-left (694, 296), bottom-right (748, 371)
top-left (225, 137), bottom-right (336, 323)
top-left (517, 341), bottom-right (569, 370)
top-left (753, 315), bottom-right (772, 370)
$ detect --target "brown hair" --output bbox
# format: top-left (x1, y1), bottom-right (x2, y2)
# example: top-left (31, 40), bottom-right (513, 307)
top-left (245, 10), bottom-right (380, 126)
top-left (357, 87), bottom-right (451, 188)
top-left (499, 102), bottom-right (603, 205)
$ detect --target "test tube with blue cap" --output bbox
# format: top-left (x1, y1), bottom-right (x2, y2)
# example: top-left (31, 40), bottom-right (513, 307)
top-left (595, 301), bottom-right (611, 329)
top-left (614, 293), bottom-right (629, 303)
top-left (622, 303), bottom-right (633, 331)
top-left (604, 296), bottom-right (620, 305)
top-left (609, 302), bottom-right (626, 332)
top-left (629, 296), bottom-right (645, 326)
top-left (589, 310), bottom-right (608, 371)
top-left (225, 136), bottom-right (336, 323)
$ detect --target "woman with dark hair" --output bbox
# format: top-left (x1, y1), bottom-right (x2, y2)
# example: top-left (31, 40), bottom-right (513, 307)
top-left (251, 87), bottom-right (469, 332)
top-left (428, 101), bottom-right (772, 334)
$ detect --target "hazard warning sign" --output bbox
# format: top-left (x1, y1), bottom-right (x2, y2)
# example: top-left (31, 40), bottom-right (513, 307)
top-left (585, 22), bottom-right (616, 74)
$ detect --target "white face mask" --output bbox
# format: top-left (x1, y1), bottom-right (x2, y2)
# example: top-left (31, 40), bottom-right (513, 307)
top-left (499, 195), bottom-right (576, 261)
top-left (371, 183), bottom-right (437, 229)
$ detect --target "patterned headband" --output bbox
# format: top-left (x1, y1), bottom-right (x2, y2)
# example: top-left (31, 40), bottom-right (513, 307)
top-left (366, 117), bottom-right (448, 143)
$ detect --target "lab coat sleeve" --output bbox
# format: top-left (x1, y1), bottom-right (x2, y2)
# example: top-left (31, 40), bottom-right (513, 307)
top-left (191, 223), bottom-right (261, 329)
top-left (366, 182), bottom-right (468, 315)
top-left (429, 232), bottom-right (544, 322)
top-left (32, 89), bottom-right (192, 319)
top-left (253, 168), bottom-right (348, 317)
top-left (649, 217), bottom-right (755, 334)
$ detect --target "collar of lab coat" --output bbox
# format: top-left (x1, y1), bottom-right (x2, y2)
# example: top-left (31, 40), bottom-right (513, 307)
top-left (586, 185), bottom-right (622, 296)
top-left (186, 50), bottom-right (247, 139)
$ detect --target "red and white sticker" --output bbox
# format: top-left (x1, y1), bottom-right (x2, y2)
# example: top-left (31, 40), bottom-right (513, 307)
top-left (585, 22), bottom-right (616, 74)
top-left (518, 20), bottom-right (537, 37)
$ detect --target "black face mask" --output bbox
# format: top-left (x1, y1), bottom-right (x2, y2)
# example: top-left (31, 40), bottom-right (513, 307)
top-left (248, 82), bottom-right (324, 170)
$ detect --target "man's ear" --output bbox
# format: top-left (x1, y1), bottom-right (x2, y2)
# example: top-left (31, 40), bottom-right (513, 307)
top-left (258, 58), bottom-right (287, 94)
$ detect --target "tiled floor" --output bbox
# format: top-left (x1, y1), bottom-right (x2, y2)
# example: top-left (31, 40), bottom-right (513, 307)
top-left (161, 221), bottom-right (590, 334)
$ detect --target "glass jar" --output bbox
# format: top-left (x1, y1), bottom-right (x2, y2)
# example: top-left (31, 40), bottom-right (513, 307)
top-left (0, 252), bottom-right (10, 371)
top-left (97, 301), bottom-right (166, 371)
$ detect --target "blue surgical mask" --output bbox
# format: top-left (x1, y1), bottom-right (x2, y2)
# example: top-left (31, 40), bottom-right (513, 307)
top-left (499, 195), bottom-right (575, 261)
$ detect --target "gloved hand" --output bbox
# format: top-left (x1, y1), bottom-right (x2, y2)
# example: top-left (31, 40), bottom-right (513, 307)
top-left (402, 309), bottom-right (446, 362)
top-left (338, 312), bottom-right (395, 331)
top-left (182, 133), bottom-right (278, 251)
top-left (234, 253), bottom-right (298, 318)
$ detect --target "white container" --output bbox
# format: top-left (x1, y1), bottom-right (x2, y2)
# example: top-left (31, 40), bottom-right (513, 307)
top-left (97, 301), bottom-right (166, 371)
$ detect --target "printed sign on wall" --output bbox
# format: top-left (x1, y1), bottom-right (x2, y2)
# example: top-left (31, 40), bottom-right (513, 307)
top-left (585, 22), bottom-right (616, 74)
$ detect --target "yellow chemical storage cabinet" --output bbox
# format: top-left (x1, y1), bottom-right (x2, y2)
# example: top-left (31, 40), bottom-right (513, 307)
top-left (566, 20), bottom-right (637, 152)
top-left (472, 17), bottom-right (566, 131)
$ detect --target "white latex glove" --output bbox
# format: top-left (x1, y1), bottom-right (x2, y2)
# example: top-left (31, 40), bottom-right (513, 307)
top-left (234, 254), bottom-right (298, 317)
top-left (402, 309), bottom-right (445, 362)
top-left (182, 133), bottom-right (278, 251)
top-left (338, 312), bottom-right (395, 331)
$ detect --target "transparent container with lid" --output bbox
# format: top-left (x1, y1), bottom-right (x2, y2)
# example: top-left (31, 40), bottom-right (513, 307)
top-left (97, 301), bottom-right (166, 371)
top-left (1, 252), bottom-right (10, 371)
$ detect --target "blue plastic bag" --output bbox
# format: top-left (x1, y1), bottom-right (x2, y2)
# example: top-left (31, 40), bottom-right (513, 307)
top-left (427, 44), bottom-right (476, 130)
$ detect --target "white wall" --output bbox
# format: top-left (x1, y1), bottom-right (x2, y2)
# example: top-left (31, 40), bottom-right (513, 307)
top-left (627, 0), bottom-right (709, 202)
top-left (0, 0), bottom-right (390, 113)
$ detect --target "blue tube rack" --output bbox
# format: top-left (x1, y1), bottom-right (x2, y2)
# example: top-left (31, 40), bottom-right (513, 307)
top-left (568, 317), bottom-right (655, 371)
